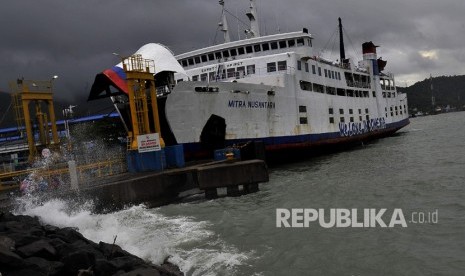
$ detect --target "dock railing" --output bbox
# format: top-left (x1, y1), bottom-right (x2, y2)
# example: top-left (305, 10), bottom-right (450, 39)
top-left (0, 157), bottom-right (127, 192)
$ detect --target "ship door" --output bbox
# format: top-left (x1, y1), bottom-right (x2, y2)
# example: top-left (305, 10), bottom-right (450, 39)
top-left (200, 114), bottom-right (226, 151)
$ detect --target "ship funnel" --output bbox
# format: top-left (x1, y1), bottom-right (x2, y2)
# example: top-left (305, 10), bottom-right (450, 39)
top-left (362, 41), bottom-right (379, 56)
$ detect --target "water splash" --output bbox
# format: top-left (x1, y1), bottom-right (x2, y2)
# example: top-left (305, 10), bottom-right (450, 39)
top-left (14, 197), bottom-right (252, 275)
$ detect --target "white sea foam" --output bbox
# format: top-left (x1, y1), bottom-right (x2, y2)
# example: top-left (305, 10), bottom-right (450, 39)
top-left (14, 197), bottom-right (251, 275)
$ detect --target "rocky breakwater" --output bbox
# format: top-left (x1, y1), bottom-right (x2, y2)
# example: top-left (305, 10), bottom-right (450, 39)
top-left (0, 212), bottom-right (183, 276)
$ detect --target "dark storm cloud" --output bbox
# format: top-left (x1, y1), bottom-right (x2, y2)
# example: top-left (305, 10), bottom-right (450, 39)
top-left (1, 0), bottom-right (465, 98)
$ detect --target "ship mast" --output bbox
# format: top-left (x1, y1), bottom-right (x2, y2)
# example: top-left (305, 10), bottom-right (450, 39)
top-left (219, 0), bottom-right (231, 43)
top-left (338, 17), bottom-right (346, 62)
top-left (245, 0), bottom-right (260, 38)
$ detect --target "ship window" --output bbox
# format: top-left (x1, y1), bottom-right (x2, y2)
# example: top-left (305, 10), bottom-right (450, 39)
top-left (238, 47), bottom-right (245, 55)
top-left (326, 86), bottom-right (336, 95)
top-left (313, 83), bottom-right (324, 93)
top-left (299, 105), bottom-right (307, 112)
top-left (208, 53), bottom-right (215, 61)
top-left (329, 117), bottom-right (335, 124)
top-left (267, 62), bottom-right (277, 72)
top-left (307, 38), bottom-right (312, 47)
top-left (254, 44), bottom-right (261, 52)
top-left (340, 117), bottom-right (345, 123)
top-left (347, 90), bottom-right (354, 97)
top-left (337, 88), bottom-right (345, 96)
top-left (288, 39), bottom-right (295, 47)
top-left (324, 69), bottom-right (328, 78)
top-left (247, 64), bottom-right (255, 74)
top-left (300, 117), bottom-right (308, 124)
top-left (372, 91), bottom-right (376, 97)
top-left (194, 56), bottom-right (201, 64)
top-left (230, 48), bottom-right (237, 56)
top-left (188, 58), bottom-right (194, 65)
top-left (181, 60), bottom-right (188, 67)
top-left (192, 75), bottom-right (199, 81)
top-left (279, 40), bottom-right (287, 48)
top-left (297, 60), bottom-right (302, 70)
top-left (350, 117), bottom-right (354, 122)
top-left (278, 61), bottom-right (287, 71)
top-left (215, 52), bottom-right (222, 59)
top-left (209, 72), bottom-right (215, 81)
top-left (246, 45), bottom-right (253, 53)
top-left (312, 65), bottom-right (316, 74)
top-left (300, 80), bottom-right (312, 91)
top-left (201, 55), bottom-right (208, 62)
top-left (332, 71), bottom-right (335, 79)
top-left (338, 72), bottom-right (341, 80)
top-left (262, 43), bottom-right (270, 51)
top-left (305, 63), bottom-right (309, 72)
top-left (227, 68), bottom-right (235, 78)
top-left (270, 41), bottom-right (278, 50)
top-left (223, 50), bottom-right (230, 58)
top-left (237, 66), bottom-right (245, 77)
top-left (318, 67), bottom-right (322, 76)
top-left (349, 109), bottom-right (353, 114)
top-left (297, 38), bottom-right (304, 46)
top-left (200, 73), bottom-right (207, 81)
top-left (329, 108), bottom-right (334, 114)
top-left (339, 108), bottom-right (344, 114)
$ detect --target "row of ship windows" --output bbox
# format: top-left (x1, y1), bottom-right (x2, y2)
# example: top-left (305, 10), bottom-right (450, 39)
top-left (179, 37), bottom-right (310, 67)
top-left (189, 60), bottom-right (289, 81)
top-left (298, 106), bottom-right (406, 125)
top-left (297, 61), bottom-right (343, 81)
top-left (385, 105), bottom-right (407, 117)
top-left (299, 80), bottom-right (374, 98)
top-left (328, 116), bottom-right (371, 124)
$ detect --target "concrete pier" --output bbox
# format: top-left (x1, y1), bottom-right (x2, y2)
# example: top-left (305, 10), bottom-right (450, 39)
top-left (0, 159), bottom-right (269, 212)
top-left (196, 160), bottom-right (268, 199)
top-left (78, 159), bottom-right (268, 211)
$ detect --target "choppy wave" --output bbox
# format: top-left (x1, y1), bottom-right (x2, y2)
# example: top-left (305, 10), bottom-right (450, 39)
top-left (13, 196), bottom-right (252, 275)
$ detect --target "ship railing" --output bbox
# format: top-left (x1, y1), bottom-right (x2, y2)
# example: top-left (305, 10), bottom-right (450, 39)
top-left (0, 157), bottom-right (127, 192)
top-left (346, 80), bottom-right (371, 89)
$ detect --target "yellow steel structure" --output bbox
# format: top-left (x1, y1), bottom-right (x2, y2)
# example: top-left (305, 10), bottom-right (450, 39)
top-left (122, 55), bottom-right (164, 150)
top-left (10, 79), bottom-right (59, 161)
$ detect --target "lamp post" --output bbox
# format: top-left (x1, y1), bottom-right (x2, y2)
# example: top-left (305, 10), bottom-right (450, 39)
top-left (63, 105), bottom-right (76, 139)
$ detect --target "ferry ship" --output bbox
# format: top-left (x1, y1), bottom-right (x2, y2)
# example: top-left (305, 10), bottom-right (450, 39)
top-left (89, 0), bottom-right (409, 159)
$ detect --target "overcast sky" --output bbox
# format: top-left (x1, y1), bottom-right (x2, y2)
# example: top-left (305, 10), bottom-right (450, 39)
top-left (1, 0), bottom-right (465, 100)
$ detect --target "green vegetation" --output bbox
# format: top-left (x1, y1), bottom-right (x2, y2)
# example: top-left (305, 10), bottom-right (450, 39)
top-left (398, 75), bottom-right (465, 113)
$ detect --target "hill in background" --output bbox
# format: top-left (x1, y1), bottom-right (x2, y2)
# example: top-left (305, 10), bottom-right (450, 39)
top-left (398, 75), bottom-right (465, 113)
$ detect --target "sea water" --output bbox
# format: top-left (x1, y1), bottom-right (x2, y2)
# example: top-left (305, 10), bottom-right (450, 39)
top-left (15, 111), bottom-right (465, 275)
